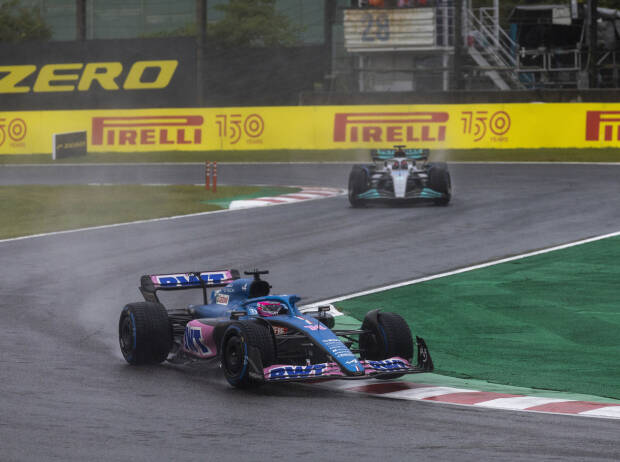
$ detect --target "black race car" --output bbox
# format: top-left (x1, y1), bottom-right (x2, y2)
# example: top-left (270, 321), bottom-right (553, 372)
top-left (348, 146), bottom-right (451, 207)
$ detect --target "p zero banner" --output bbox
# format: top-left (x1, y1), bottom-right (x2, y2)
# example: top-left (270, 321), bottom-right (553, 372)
top-left (0, 38), bottom-right (196, 110)
top-left (1, 103), bottom-right (619, 155)
top-left (52, 131), bottom-right (87, 160)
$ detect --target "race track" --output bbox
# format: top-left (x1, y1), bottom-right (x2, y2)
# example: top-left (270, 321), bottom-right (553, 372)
top-left (2, 163), bottom-right (620, 461)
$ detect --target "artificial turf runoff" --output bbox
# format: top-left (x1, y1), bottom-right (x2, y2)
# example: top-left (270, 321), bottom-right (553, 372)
top-left (0, 185), bottom-right (299, 240)
top-left (337, 236), bottom-right (620, 400)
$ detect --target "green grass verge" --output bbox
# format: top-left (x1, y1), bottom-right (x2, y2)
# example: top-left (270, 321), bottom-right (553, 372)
top-left (336, 236), bottom-right (620, 400)
top-left (1, 148), bottom-right (620, 164)
top-left (0, 150), bottom-right (369, 164)
top-left (0, 185), bottom-right (298, 240)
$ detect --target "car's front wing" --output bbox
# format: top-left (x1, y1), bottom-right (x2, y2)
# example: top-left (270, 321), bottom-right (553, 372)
top-left (263, 357), bottom-right (426, 382)
top-left (357, 187), bottom-right (445, 201)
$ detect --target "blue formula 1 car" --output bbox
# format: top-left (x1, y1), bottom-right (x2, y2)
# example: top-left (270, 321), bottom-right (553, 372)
top-left (118, 269), bottom-right (433, 388)
top-left (348, 146), bottom-right (451, 207)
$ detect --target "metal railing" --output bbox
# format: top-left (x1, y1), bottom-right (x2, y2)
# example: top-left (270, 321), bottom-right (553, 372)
top-left (514, 48), bottom-right (582, 88)
top-left (470, 7), bottom-right (518, 68)
top-left (464, 7), bottom-right (523, 89)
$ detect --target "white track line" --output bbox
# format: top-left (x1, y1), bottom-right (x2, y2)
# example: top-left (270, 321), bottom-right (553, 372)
top-left (0, 186), bottom-right (343, 244)
top-left (307, 229), bottom-right (620, 306)
top-left (0, 208), bottom-right (233, 244)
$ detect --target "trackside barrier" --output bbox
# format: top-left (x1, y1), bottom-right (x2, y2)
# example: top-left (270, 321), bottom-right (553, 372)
top-left (213, 161), bottom-right (217, 193)
top-left (2, 103), bottom-right (620, 155)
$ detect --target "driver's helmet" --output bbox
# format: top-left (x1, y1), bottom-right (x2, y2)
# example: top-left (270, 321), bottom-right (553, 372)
top-left (256, 301), bottom-right (285, 317)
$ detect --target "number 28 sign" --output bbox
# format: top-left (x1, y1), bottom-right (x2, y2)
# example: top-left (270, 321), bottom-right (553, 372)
top-left (344, 8), bottom-right (436, 51)
top-left (361, 12), bottom-right (390, 42)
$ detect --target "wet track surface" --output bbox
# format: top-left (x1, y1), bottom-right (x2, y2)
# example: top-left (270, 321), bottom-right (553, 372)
top-left (2, 163), bottom-right (620, 461)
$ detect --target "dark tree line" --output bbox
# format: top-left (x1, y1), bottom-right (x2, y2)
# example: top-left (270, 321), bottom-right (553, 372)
top-left (0, 0), bottom-right (51, 42)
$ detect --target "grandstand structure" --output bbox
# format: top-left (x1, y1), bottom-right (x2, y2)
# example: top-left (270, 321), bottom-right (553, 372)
top-left (343, 1), bottom-right (620, 91)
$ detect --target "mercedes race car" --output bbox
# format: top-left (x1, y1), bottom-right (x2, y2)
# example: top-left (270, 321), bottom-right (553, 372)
top-left (348, 145), bottom-right (451, 207)
top-left (118, 269), bottom-right (433, 388)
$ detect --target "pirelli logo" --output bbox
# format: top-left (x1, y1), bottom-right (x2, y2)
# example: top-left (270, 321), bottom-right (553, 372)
top-left (585, 111), bottom-right (620, 142)
top-left (333, 112), bottom-right (449, 143)
top-left (91, 115), bottom-right (203, 146)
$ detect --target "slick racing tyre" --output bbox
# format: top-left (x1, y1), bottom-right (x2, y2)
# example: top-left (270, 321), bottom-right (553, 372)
top-left (348, 166), bottom-right (370, 208)
top-left (360, 310), bottom-right (413, 380)
top-left (428, 162), bottom-right (452, 206)
top-left (119, 302), bottom-right (172, 365)
top-left (221, 321), bottom-right (276, 388)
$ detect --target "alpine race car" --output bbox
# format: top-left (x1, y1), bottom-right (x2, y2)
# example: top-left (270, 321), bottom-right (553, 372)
top-left (118, 269), bottom-right (433, 388)
top-left (348, 145), bottom-right (451, 207)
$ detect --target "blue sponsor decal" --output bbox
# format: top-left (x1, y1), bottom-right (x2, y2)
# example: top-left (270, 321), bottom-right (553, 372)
top-left (203, 272), bottom-right (226, 284)
top-left (184, 326), bottom-right (210, 355)
top-left (158, 272), bottom-right (228, 287)
top-left (176, 274), bottom-right (200, 285)
top-left (368, 359), bottom-right (408, 371)
top-left (159, 276), bottom-right (185, 286)
top-left (268, 364), bottom-right (327, 379)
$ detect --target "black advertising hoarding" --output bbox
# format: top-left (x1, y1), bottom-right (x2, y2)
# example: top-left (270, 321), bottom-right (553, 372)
top-left (53, 131), bottom-right (87, 159)
top-left (0, 38), bottom-right (197, 110)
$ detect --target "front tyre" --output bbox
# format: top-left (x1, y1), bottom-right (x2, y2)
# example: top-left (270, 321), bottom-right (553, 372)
top-left (348, 166), bottom-right (370, 208)
top-left (119, 302), bottom-right (172, 365)
top-left (428, 162), bottom-right (451, 206)
top-left (360, 310), bottom-right (413, 379)
top-left (220, 321), bottom-right (276, 388)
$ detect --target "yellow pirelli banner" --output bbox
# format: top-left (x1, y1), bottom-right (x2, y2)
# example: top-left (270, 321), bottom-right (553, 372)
top-left (1, 103), bottom-right (619, 154)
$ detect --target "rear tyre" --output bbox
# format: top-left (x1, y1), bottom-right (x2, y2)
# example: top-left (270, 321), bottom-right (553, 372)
top-left (348, 166), bottom-right (370, 208)
top-left (220, 321), bottom-right (276, 388)
top-left (119, 302), bottom-right (172, 365)
top-left (360, 310), bottom-right (413, 379)
top-left (428, 162), bottom-right (451, 206)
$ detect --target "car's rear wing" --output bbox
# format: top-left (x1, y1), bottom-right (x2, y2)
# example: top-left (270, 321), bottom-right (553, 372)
top-left (372, 148), bottom-right (429, 161)
top-left (140, 269), bottom-right (239, 304)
